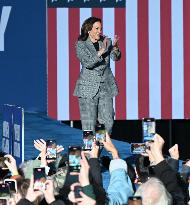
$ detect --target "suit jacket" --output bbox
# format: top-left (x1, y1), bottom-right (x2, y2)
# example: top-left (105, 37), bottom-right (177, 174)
top-left (73, 37), bottom-right (121, 99)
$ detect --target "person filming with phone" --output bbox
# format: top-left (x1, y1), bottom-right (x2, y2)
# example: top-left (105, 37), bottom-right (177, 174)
top-left (73, 16), bottom-right (121, 135)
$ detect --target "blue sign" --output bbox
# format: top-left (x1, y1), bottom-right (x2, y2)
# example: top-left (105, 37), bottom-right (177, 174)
top-left (2, 104), bottom-right (24, 165)
top-left (0, 1), bottom-right (46, 113)
top-left (12, 106), bottom-right (24, 165)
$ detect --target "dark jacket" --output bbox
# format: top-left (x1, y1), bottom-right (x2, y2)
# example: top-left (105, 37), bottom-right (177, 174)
top-left (17, 199), bottom-right (65, 205)
top-left (153, 160), bottom-right (186, 205)
top-left (88, 158), bottom-right (106, 205)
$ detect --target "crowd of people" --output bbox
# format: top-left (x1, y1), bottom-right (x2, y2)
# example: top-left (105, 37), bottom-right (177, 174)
top-left (1, 12), bottom-right (189, 205)
top-left (0, 133), bottom-right (190, 205)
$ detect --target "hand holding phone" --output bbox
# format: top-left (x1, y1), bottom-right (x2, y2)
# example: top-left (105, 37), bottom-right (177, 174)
top-left (68, 146), bottom-right (81, 172)
top-left (82, 130), bottom-right (94, 151)
top-left (0, 184), bottom-right (10, 199)
top-left (131, 143), bottom-right (147, 154)
top-left (0, 157), bottom-right (9, 169)
top-left (33, 167), bottom-right (46, 191)
top-left (4, 179), bottom-right (17, 193)
top-left (95, 124), bottom-right (106, 145)
top-left (142, 118), bottom-right (156, 142)
top-left (46, 140), bottom-right (57, 160)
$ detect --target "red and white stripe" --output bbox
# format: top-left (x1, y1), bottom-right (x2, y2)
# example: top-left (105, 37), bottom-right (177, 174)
top-left (48, 0), bottom-right (190, 120)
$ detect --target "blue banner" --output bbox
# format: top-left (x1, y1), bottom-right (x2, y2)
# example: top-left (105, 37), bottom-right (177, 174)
top-left (2, 104), bottom-right (24, 165)
top-left (12, 106), bottom-right (24, 165)
top-left (0, 0), bottom-right (46, 113)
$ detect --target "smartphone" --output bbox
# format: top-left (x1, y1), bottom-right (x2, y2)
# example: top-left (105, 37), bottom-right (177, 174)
top-left (95, 124), bottom-right (106, 144)
top-left (130, 143), bottom-right (147, 154)
top-left (68, 146), bottom-right (81, 172)
top-left (82, 130), bottom-right (94, 151)
top-left (74, 185), bottom-right (82, 198)
top-left (142, 118), bottom-right (156, 142)
top-left (0, 157), bottom-right (9, 169)
top-left (33, 167), bottom-right (46, 191)
top-left (46, 140), bottom-right (57, 160)
top-left (4, 179), bottom-right (17, 193)
top-left (0, 184), bottom-right (10, 199)
top-left (128, 196), bottom-right (142, 205)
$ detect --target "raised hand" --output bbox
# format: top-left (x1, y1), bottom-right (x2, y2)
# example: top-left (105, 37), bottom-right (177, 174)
top-left (146, 134), bottom-right (165, 165)
top-left (68, 182), bottom-right (81, 203)
top-left (25, 175), bottom-right (43, 202)
top-left (79, 151), bottom-right (90, 187)
top-left (34, 139), bottom-right (46, 153)
top-left (169, 144), bottom-right (179, 160)
top-left (69, 151), bottom-right (90, 187)
top-left (102, 133), bottom-right (119, 159)
top-left (56, 145), bottom-right (64, 154)
top-left (75, 191), bottom-right (96, 205)
top-left (4, 154), bottom-right (18, 176)
top-left (98, 36), bottom-right (108, 57)
top-left (185, 160), bottom-right (190, 167)
top-left (102, 36), bottom-right (108, 50)
top-left (68, 183), bottom-right (96, 205)
top-left (42, 179), bottom-right (56, 204)
top-left (113, 35), bottom-right (119, 49)
top-left (89, 142), bottom-right (99, 158)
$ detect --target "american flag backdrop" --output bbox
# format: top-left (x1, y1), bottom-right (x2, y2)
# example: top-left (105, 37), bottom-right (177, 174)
top-left (47, 0), bottom-right (190, 121)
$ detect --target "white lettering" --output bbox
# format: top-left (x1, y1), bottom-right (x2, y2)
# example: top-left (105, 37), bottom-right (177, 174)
top-left (14, 124), bottom-right (20, 141)
top-left (3, 121), bottom-right (9, 138)
top-left (14, 142), bottom-right (20, 158)
top-left (2, 138), bottom-right (9, 153)
top-left (0, 6), bottom-right (12, 51)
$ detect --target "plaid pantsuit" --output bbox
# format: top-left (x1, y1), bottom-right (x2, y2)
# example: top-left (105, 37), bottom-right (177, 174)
top-left (74, 37), bottom-right (121, 134)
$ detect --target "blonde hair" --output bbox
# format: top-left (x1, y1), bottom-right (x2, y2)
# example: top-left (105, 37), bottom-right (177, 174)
top-left (135, 177), bottom-right (172, 205)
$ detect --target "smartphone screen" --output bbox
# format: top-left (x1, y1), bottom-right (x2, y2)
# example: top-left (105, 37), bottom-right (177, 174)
top-left (95, 124), bottom-right (106, 144)
top-left (68, 146), bottom-right (81, 172)
top-left (142, 118), bottom-right (156, 142)
top-left (4, 179), bottom-right (17, 193)
top-left (33, 167), bottom-right (46, 191)
top-left (130, 143), bottom-right (146, 154)
top-left (128, 196), bottom-right (142, 205)
top-left (46, 140), bottom-right (57, 159)
top-left (0, 184), bottom-right (10, 199)
top-left (82, 130), bottom-right (94, 151)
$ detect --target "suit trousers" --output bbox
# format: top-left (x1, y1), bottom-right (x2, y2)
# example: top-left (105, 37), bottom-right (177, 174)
top-left (78, 82), bottom-right (114, 134)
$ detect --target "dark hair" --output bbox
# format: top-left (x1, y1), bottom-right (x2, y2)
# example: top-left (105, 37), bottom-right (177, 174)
top-left (78, 17), bottom-right (102, 41)
top-left (135, 155), bottom-right (150, 183)
top-left (17, 178), bottom-right (30, 198)
top-left (17, 178), bottom-right (41, 205)
top-left (0, 151), bottom-right (10, 180)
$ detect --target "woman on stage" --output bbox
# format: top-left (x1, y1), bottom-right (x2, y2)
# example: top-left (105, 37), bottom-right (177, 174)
top-left (74, 17), bottom-right (121, 135)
